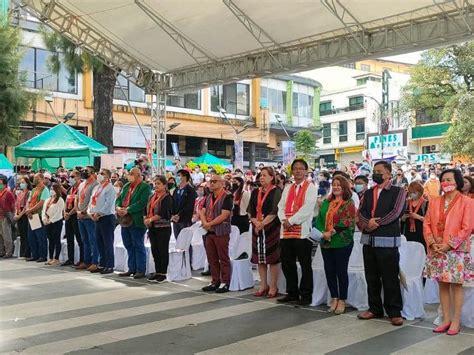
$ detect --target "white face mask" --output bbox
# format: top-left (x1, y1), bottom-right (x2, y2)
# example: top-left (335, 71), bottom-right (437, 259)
top-left (97, 174), bottom-right (105, 183)
top-left (114, 187), bottom-right (121, 194)
top-left (50, 191), bottom-right (56, 197)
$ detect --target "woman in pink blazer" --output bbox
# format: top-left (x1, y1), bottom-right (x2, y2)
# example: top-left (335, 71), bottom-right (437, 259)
top-left (424, 169), bottom-right (473, 336)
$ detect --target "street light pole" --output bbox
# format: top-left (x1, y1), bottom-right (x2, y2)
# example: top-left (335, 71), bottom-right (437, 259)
top-left (364, 95), bottom-right (385, 160)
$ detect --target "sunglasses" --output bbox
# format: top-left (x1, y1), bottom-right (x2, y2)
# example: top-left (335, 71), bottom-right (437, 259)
top-left (209, 180), bottom-right (220, 184)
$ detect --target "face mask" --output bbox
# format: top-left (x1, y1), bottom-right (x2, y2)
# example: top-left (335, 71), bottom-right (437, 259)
top-left (175, 177), bottom-right (181, 186)
top-left (197, 191), bottom-right (204, 197)
top-left (0, 183), bottom-right (4, 190)
top-left (82, 171), bottom-right (90, 179)
top-left (441, 181), bottom-right (457, 193)
top-left (354, 184), bottom-right (365, 193)
top-left (111, 178), bottom-right (117, 184)
top-left (410, 192), bottom-right (418, 199)
top-left (231, 183), bottom-right (239, 191)
top-left (430, 174), bottom-right (436, 179)
top-left (372, 173), bottom-right (384, 185)
top-left (97, 174), bottom-right (105, 183)
top-left (205, 176), bottom-right (211, 182)
top-left (69, 177), bottom-right (76, 185)
top-left (114, 187), bottom-right (121, 194)
top-left (50, 191), bottom-right (56, 197)
top-left (20, 183), bottom-right (27, 190)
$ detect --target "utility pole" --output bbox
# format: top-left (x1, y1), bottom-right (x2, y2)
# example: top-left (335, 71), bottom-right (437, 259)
top-left (381, 69), bottom-right (391, 160)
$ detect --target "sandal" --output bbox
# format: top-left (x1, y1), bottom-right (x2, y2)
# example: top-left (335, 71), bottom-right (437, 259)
top-left (334, 300), bottom-right (346, 315)
top-left (328, 299), bottom-right (338, 313)
top-left (254, 287), bottom-right (269, 297)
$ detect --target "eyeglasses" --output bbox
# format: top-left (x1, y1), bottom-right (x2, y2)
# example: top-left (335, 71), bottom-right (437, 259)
top-left (99, 172), bottom-right (106, 175)
top-left (209, 180), bottom-right (219, 184)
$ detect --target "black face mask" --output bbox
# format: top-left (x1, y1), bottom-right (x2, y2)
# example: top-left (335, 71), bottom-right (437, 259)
top-left (82, 171), bottom-right (90, 179)
top-left (167, 183), bottom-right (175, 190)
top-left (372, 173), bottom-right (384, 185)
top-left (231, 183), bottom-right (239, 191)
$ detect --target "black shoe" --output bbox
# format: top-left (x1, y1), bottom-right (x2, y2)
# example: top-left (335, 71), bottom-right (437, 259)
top-left (36, 258), bottom-right (46, 263)
top-left (118, 271), bottom-right (135, 277)
top-left (61, 260), bottom-right (74, 266)
top-left (100, 268), bottom-right (114, 274)
top-left (155, 275), bottom-right (167, 283)
top-left (296, 299), bottom-right (311, 306)
top-left (147, 274), bottom-right (157, 282)
top-left (215, 284), bottom-right (229, 293)
top-left (202, 283), bottom-right (220, 292)
top-left (277, 295), bottom-right (299, 303)
top-left (201, 270), bottom-right (211, 276)
top-left (26, 257), bottom-right (37, 262)
top-left (133, 272), bottom-right (145, 279)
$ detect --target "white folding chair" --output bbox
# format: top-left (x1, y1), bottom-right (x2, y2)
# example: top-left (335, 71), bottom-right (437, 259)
top-left (311, 246), bottom-right (330, 306)
top-left (400, 241), bottom-right (426, 320)
top-left (424, 279), bottom-right (439, 304)
top-left (13, 237), bottom-right (20, 257)
top-left (461, 239), bottom-right (474, 328)
top-left (347, 232), bottom-right (369, 310)
top-left (167, 226), bottom-right (194, 281)
top-left (229, 230), bottom-right (255, 291)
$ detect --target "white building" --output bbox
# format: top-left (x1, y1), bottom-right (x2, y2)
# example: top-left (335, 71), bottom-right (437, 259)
top-left (301, 66), bottom-right (410, 167)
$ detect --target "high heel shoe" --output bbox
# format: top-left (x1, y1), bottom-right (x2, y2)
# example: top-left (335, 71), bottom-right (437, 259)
top-left (267, 289), bottom-right (278, 298)
top-left (433, 322), bottom-right (451, 333)
top-left (328, 299), bottom-right (338, 313)
top-left (254, 288), bottom-right (269, 297)
top-left (334, 300), bottom-right (346, 315)
top-left (447, 326), bottom-right (460, 336)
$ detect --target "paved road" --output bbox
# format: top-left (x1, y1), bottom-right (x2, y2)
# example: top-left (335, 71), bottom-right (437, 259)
top-left (0, 259), bottom-right (473, 354)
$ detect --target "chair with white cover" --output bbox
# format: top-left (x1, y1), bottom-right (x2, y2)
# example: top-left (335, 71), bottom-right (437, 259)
top-left (311, 246), bottom-right (330, 306)
top-left (229, 230), bottom-right (255, 291)
top-left (347, 232), bottom-right (368, 310)
top-left (167, 226), bottom-right (194, 281)
top-left (399, 241), bottom-right (426, 320)
top-left (191, 222), bottom-right (207, 271)
top-left (13, 237), bottom-right (20, 257)
top-left (424, 279), bottom-right (439, 304)
top-left (114, 225), bottom-right (128, 271)
top-left (461, 239), bottom-right (474, 328)
top-left (145, 234), bottom-right (155, 275)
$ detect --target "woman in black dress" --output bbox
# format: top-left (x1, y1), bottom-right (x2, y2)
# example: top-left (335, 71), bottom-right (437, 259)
top-left (231, 177), bottom-right (250, 234)
top-left (248, 167), bottom-right (282, 298)
top-left (402, 181), bottom-right (428, 251)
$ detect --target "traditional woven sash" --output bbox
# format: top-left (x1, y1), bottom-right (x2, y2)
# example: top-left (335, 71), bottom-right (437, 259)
top-left (283, 180), bottom-right (310, 239)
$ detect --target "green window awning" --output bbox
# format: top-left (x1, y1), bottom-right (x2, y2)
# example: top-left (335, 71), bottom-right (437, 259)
top-left (411, 123), bottom-right (450, 139)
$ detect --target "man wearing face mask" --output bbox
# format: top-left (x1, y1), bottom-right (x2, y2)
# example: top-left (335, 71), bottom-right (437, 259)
top-left (75, 167), bottom-right (100, 271)
top-left (423, 172), bottom-right (441, 199)
top-left (171, 170), bottom-right (197, 239)
top-left (354, 175), bottom-right (369, 200)
top-left (62, 170), bottom-right (84, 267)
top-left (116, 168), bottom-right (151, 279)
top-left (357, 161), bottom-right (407, 326)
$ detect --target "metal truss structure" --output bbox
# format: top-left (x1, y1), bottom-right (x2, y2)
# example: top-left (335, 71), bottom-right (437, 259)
top-left (19, 0), bottom-right (474, 169)
top-left (150, 93), bottom-right (167, 174)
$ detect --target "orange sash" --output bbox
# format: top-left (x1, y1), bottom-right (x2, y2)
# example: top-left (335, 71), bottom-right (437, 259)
top-left (147, 192), bottom-right (166, 218)
top-left (206, 189), bottom-right (226, 223)
top-left (256, 185), bottom-right (275, 221)
top-left (325, 199), bottom-right (344, 232)
top-left (283, 180), bottom-right (310, 239)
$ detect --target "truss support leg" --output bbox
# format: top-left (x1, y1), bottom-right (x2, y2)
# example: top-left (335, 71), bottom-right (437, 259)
top-left (152, 92), bottom-right (167, 175)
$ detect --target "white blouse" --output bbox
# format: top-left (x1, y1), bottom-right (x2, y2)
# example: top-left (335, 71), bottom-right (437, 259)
top-left (42, 196), bottom-right (65, 224)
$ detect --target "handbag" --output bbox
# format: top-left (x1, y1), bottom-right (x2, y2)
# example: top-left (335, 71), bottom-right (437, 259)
top-left (118, 213), bottom-right (133, 228)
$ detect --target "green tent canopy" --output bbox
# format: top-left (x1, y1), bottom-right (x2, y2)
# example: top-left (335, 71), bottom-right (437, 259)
top-left (0, 154), bottom-right (13, 170)
top-left (32, 156), bottom-right (91, 171)
top-left (193, 153), bottom-right (230, 166)
top-left (14, 123), bottom-right (107, 159)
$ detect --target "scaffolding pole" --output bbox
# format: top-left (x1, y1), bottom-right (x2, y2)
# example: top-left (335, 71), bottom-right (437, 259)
top-left (151, 91), bottom-right (167, 175)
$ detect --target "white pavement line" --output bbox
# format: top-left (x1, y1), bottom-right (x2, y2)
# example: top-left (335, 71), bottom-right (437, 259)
top-left (199, 315), bottom-right (396, 355)
top-left (391, 332), bottom-right (474, 354)
top-left (0, 287), bottom-right (172, 319)
top-left (1, 294), bottom-right (217, 342)
top-left (0, 272), bottom-right (99, 288)
top-left (16, 300), bottom-right (278, 354)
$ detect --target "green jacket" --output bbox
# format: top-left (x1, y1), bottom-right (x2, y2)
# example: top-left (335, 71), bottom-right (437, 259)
top-left (314, 198), bottom-right (356, 248)
top-left (116, 181), bottom-right (151, 228)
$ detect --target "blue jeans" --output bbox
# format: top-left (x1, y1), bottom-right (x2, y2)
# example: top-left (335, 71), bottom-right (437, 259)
top-left (96, 214), bottom-right (116, 269)
top-left (121, 224), bottom-right (146, 273)
top-left (27, 219), bottom-right (47, 260)
top-left (78, 218), bottom-right (99, 265)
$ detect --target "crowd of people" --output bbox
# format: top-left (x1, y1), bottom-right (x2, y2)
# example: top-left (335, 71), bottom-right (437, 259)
top-left (0, 157), bottom-right (472, 334)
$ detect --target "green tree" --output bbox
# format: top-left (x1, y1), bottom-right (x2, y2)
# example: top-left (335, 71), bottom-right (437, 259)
top-left (293, 129), bottom-right (317, 163)
top-left (0, 19), bottom-right (32, 153)
top-left (400, 42), bottom-right (474, 158)
top-left (42, 28), bottom-right (116, 152)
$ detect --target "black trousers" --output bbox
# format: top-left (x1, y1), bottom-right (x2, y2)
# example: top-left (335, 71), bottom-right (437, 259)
top-left (321, 243), bottom-right (353, 300)
top-left (46, 219), bottom-right (63, 260)
top-left (65, 213), bottom-right (83, 263)
top-left (149, 226), bottom-right (172, 274)
top-left (363, 245), bottom-right (403, 318)
top-left (281, 238), bottom-right (313, 301)
top-left (17, 214), bottom-right (30, 258)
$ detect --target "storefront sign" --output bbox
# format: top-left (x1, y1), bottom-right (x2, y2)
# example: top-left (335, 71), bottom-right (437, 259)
top-left (411, 153), bottom-right (451, 164)
top-left (368, 132), bottom-right (404, 149)
top-left (369, 146), bottom-right (408, 160)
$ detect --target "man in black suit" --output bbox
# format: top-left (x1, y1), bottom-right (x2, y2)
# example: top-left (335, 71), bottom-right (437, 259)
top-left (172, 169), bottom-right (197, 239)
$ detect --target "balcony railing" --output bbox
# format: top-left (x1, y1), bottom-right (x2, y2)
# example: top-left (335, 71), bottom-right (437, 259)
top-left (319, 103), bottom-right (365, 116)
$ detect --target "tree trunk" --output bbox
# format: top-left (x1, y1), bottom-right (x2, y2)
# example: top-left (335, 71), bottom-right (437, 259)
top-left (93, 66), bottom-right (116, 153)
